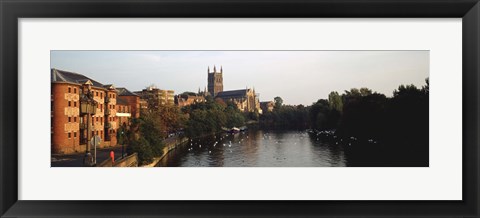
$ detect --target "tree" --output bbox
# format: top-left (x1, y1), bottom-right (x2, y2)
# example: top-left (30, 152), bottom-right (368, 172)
top-left (309, 99), bottom-right (330, 130)
top-left (328, 91), bottom-right (343, 112)
top-left (422, 77), bottom-right (429, 94)
top-left (274, 96), bottom-right (283, 110)
top-left (182, 99), bottom-right (245, 137)
top-left (127, 136), bottom-right (154, 165)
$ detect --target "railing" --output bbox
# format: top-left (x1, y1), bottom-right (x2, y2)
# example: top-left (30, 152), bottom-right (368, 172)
top-left (98, 153), bottom-right (138, 167)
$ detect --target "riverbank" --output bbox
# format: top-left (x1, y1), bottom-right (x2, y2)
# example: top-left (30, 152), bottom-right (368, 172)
top-left (142, 136), bottom-right (189, 167)
top-left (150, 131), bottom-right (231, 167)
top-left (144, 123), bottom-right (258, 167)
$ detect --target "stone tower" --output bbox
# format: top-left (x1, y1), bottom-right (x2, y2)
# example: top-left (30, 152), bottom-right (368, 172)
top-left (207, 65), bottom-right (223, 96)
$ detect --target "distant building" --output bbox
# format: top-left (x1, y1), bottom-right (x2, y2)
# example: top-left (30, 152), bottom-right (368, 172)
top-left (260, 101), bottom-right (274, 113)
top-left (206, 66), bottom-right (261, 112)
top-left (175, 93), bottom-right (206, 107)
top-left (116, 87), bottom-right (140, 119)
top-left (216, 88), bottom-right (260, 113)
top-left (139, 99), bottom-right (148, 111)
top-left (51, 68), bottom-right (119, 154)
top-left (207, 65), bottom-right (223, 96)
top-left (136, 85), bottom-right (175, 109)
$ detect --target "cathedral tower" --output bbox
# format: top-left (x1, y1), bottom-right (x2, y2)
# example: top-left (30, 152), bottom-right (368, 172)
top-left (207, 65), bottom-right (223, 96)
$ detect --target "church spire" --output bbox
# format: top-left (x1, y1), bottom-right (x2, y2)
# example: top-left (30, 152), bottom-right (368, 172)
top-left (208, 66), bottom-right (210, 73)
top-left (220, 65), bottom-right (223, 73)
top-left (214, 65), bottom-right (216, 73)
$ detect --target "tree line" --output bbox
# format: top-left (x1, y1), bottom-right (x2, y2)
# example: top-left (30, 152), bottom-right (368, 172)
top-left (259, 79), bottom-right (429, 166)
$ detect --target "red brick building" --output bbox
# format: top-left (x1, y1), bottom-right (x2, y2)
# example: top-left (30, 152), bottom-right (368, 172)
top-left (116, 98), bottom-right (132, 129)
top-left (51, 69), bottom-right (120, 154)
top-left (116, 87), bottom-right (140, 119)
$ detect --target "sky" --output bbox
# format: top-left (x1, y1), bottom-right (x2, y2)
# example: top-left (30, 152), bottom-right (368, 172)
top-left (51, 51), bottom-right (429, 106)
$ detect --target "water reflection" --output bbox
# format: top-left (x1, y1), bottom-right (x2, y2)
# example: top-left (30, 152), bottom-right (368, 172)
top-left (157, 129), bottom-right (347, 167)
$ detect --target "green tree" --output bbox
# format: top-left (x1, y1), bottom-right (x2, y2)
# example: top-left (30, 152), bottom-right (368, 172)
top-left (328, 91), bottom-right (343, 112)
top-left (127, 136), bottom-right (154, 165)
top-left (309, 99), bottom-right (330, 130)
top-left (274, 96), bottom-right (283, 110)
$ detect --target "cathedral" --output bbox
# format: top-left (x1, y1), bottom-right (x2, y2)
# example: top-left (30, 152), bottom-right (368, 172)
top-left (207, 65), bottom-right (261, 113)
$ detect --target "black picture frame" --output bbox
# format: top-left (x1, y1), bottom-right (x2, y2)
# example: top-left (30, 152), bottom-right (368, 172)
top-left (1, 0), bottom-right (479, 217)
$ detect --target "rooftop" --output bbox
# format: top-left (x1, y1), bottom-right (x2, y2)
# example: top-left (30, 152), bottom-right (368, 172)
top-left (116, 87), bottom-right (139, 96)
top-left (51, 68), bottom-right (105, 89)
top-left (216, 89), bottom-right (248, 98)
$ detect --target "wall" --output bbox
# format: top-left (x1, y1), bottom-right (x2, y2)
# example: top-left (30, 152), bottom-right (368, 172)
top-left (52, 83), bottom-right (81, 154)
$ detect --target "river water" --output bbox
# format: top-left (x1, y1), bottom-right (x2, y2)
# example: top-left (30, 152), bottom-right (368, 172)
top-left (156, 129), bottom-right (350, 167)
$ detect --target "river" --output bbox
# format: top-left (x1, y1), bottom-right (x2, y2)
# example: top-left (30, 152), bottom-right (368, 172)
top-left (156, 129), bottom-right (351, 167)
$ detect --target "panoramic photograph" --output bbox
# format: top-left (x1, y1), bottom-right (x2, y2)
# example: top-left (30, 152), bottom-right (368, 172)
top-left (50, 51), bottom-right (429, 167)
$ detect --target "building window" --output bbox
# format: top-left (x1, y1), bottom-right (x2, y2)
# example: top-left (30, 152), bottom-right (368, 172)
top-left (74, 117), bottom-right (77, 122)
top-left (68, 132), bottom-right (71, 139)
top-left (68, 87), bottom-right (71, 93)
top-left (74, 88), bottom-right (77, 94)
top-left (74, 132), bottom-right (77, 138)
top-left (96, 117), bottom-right (99, 122)
top-left (101, 93), bottom-right (103, 98)
top-left (68, 117), bottom-right (71, 122)
top-left (74, 101), bottom-right (77, 107)
top-left (96, 91), bottom-right (98, 96)
top-left (68, 101), bottom-right (71, 107)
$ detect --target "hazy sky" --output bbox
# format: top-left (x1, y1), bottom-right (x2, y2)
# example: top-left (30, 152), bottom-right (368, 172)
top-left (51, 51), bottom-right (429, 105)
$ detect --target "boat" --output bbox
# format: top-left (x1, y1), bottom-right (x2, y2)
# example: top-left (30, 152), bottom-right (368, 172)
top-left (227, 127), bottom-right (240, 133)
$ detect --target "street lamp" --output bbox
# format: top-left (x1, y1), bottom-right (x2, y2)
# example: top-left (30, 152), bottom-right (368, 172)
top-left (80, 85), bottom-right (97, 166)
top-left (121, 130), bottom-right (125, 159)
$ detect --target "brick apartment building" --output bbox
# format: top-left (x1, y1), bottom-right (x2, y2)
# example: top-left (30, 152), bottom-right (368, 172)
top-left (51, 68), bottom-right (136, 154)
top-left (117, 87), bottom-right (140, 119)
top-left (116, 98), bottom-right (132, 129)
